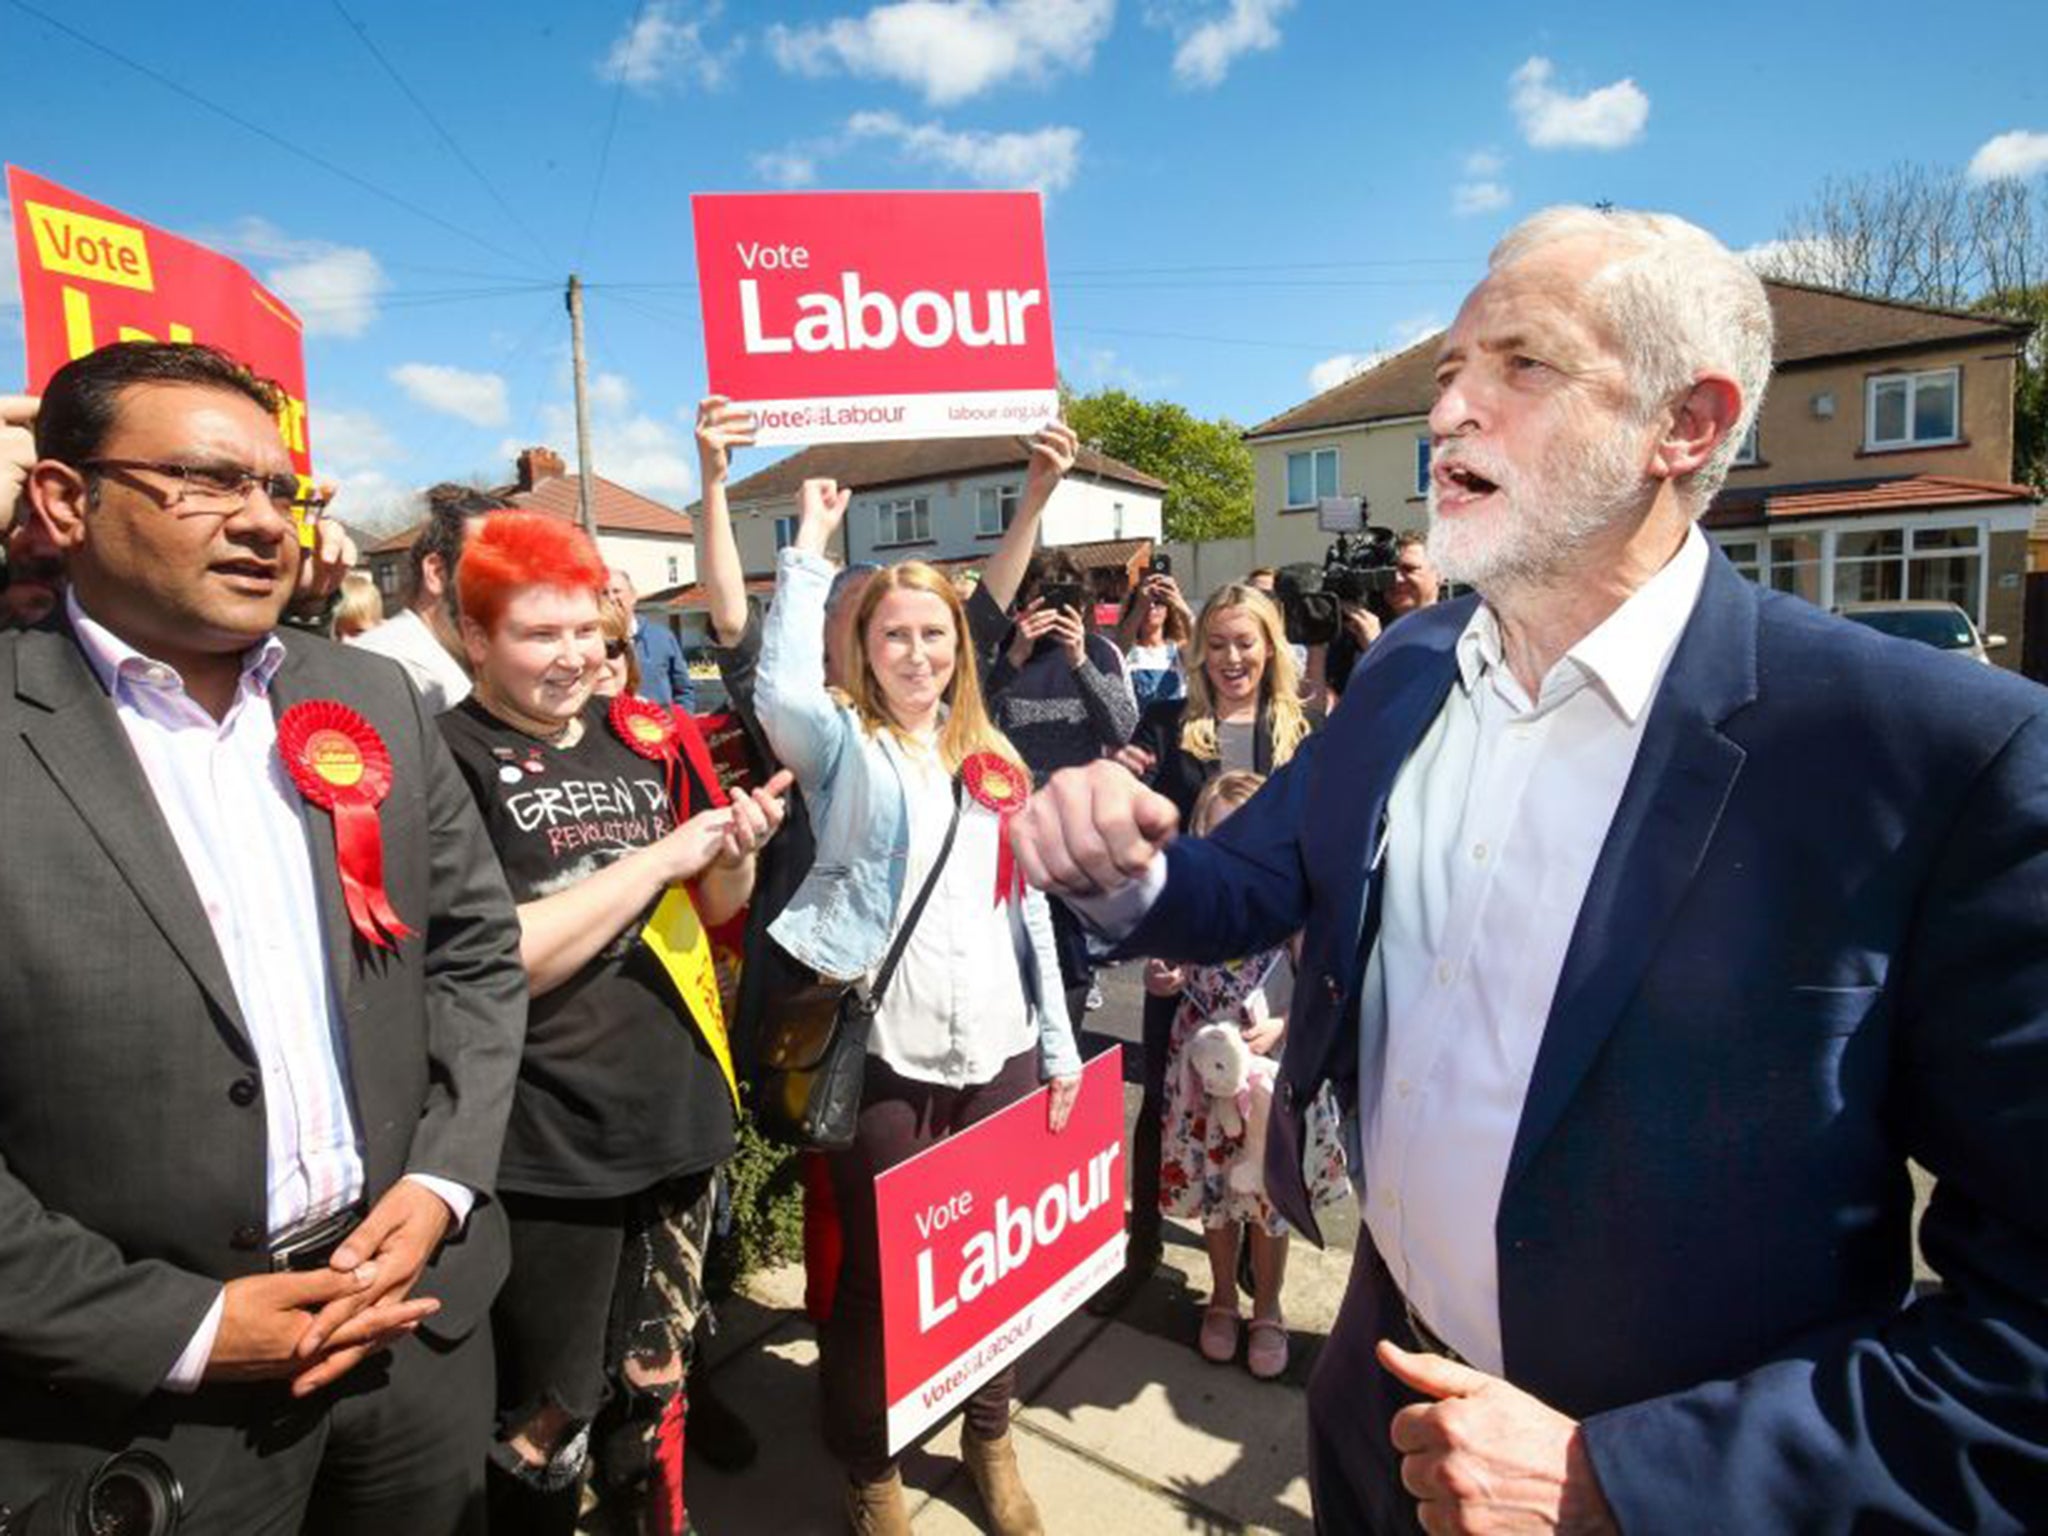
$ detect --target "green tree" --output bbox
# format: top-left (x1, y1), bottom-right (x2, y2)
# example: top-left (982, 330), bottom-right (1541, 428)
top-left (1064, 387), bottom-right (1254, 544)
top-left (1979, 285), bottom-right (2047, 493)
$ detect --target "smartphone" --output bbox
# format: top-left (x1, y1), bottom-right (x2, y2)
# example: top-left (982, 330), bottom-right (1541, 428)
top-left (1148, 552), bottom-right (1173, 577)
top-left (1039, 580), bottom-right (1086, 614)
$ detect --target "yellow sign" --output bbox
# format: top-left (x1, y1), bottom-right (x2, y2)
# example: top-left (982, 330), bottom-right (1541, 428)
top-left (24, 200), bottom-right (154, 292)
top-left (642, 887), bottom-right (739, 1109)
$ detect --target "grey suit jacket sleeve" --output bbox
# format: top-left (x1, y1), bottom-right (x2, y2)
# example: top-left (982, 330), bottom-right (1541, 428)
top-left (0, 1155), bottom-right (220, 1407)
top-left (400, 673), bottom-right (526, 1195)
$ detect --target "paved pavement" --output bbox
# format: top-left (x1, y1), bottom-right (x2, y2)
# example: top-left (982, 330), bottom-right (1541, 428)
top-left (685, 960), bottom-right (1940, 1531)
top-left (688, 960), bottom-right (1347, 1533)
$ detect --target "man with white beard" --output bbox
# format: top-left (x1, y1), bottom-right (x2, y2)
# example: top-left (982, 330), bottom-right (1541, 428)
top-left (1009, 206), bottom-right (2048, 1532)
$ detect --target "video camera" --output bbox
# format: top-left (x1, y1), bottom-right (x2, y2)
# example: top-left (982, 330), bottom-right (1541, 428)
top-left (1272, 526), bottom-right (1401, 648)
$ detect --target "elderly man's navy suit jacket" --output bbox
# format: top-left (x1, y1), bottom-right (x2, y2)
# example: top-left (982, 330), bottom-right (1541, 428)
top-left (1129, 550), bottom-right (2048, 1532)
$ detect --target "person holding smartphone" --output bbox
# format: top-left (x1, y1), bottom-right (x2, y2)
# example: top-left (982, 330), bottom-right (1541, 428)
top-left (982, 547), bottom-right (1138, 1024)
top-left (1116, 555), bottom-right (1193, 709)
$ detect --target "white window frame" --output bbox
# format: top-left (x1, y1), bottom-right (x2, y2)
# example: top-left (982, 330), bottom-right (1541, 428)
top-left (975, 483), bottom-right (1020, 538)
top-left (1284, 447), bottom-right (1339, 509)
top-left (665, 555), bottom-right (680, 585)
top-left (874, 495), bottom-right (932, 548)
top-left (1865, 366), bottom-right (1961, 451)
top-left (1712, 513), bottom-right (1992, 625)
top-left (1413, 435), bottom-right (1432, 496)
top-left (1732, 417), bottom-right (1760, 466)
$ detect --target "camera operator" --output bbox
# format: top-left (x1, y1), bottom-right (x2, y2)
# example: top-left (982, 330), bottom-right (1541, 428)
top-left (1294, 524), bottom-right (1441, 704)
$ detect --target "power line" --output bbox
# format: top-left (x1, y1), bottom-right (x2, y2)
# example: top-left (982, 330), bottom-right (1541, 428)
top-left (1063, 324), bottom-right (1375, 355)
top-left (328, 0), bottom-right (557, 270)
top-left (5, 0), bottom-right (542, 275)
top-left (577, 0), bottom-right (652, 269)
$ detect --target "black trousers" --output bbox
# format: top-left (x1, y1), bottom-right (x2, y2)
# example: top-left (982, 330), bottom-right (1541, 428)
top-left (160, 1320), bottom-right (492, 1536)
top-left (1125, 988), bottom-right (1180, 1258)
top-left (821, 1049), bottom-right (1041, 1479)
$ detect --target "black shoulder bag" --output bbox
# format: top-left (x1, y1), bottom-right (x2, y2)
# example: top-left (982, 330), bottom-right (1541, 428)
top-left (755, 777), bottom-right (964, 1151)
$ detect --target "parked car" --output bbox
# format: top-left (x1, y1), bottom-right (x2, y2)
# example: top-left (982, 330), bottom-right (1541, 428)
top-left (1835, 600), bottom-right (2004, 665)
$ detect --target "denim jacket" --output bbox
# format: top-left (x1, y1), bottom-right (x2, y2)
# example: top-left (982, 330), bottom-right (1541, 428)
top-left (754, 548), bottom-right (1081, 1080)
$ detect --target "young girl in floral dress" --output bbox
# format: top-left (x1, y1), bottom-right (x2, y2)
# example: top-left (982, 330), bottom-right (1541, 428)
top-left (1156, 771), bottom-right (1351, 1380)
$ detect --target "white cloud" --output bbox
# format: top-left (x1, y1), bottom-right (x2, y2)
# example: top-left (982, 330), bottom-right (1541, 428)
top-left (209, 216), bottom-right (388, 339)
top-left (1452, 180), bottom-right (1510, 215)
top-left (1509, 57), bottom-right (1648, 150)
top-left (599, 1), bottom-right (739, 92)
top-left (1306, 314), bottom-right (1440, 393)
top-left (753, 148), bottom-right (819, 188)
top-left (328, 470), bottom-right (422, 540)
top-left (590, 372), bottom-right (633, 412)
top-left (1075, 346), bottom-right (1175, 394)
top-left (1163, 0), bottom-right (1293, 89)
top-left (848, 110), bottom-right (1082, 193)
top-left (391, 363), bottom-right (510, 428)
top-left (768, 0), bottom-right (1115, 106)
top-left (1308, 351), bottom-right (1385, 393)
top-left (516, 405), bottom-right (699, 504)
top-left (1464, 149), bottom-right (1505, 177)
top-left (313, 406), bottom-right (403, 474)
top-left (1968, 129), bottom-right (2048, 184)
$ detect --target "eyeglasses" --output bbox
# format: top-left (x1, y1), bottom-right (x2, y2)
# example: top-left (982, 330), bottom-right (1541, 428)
top-left (603, 639), bottom-right (629, 660)
top-left (80, 458), bottom-right (332, 524)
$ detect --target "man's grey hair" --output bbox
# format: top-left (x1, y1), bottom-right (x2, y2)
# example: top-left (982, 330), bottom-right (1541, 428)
top-left (1489, 206), bottom-right (1774, 517)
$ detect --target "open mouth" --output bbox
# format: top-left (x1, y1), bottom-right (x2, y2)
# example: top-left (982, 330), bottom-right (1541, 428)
top-left (1435, 461), bottom-right (1499, 503)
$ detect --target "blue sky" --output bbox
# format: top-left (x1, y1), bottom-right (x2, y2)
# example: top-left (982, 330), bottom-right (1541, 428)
top-left (3, 0), bottom-right (2046, 534)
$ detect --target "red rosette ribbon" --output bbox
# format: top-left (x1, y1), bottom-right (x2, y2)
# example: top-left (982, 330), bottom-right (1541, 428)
top-left (962, 751), bottom-right (1030, 908)
top-left (611, 693), bottom-right (689, 818)
top-left (276, 701), bottom-right (415, 950)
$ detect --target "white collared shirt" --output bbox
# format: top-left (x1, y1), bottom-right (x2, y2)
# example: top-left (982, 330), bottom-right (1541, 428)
top-left (869, 742), bottom-right (1037, 1087)
top-left (1357, 525), bottom-right (1710, 1372)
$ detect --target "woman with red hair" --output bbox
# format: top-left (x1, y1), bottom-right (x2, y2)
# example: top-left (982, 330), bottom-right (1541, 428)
top-left (439, 510), bottom-right (789, 1535)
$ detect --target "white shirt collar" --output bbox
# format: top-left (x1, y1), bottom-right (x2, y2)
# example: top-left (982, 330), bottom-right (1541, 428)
top-left (67, 587), bottom-right (286, 702)
top-left (1455, 522), bottom-right (1711, 726)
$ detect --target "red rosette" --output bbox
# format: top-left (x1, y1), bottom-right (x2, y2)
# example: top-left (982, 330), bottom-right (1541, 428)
top-left (276, 700), bottom-right (415, 950)
top-left (611, 693), bottom-right (688, 819)
top-left (962, 751), bottom-right (1030, 908)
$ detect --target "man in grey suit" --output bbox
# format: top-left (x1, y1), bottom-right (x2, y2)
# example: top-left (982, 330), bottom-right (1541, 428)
top-left (0, 341), bottom-right (526, 1533)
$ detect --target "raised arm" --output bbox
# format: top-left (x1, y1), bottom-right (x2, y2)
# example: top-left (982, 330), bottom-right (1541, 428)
top-left (754, 479), bottom-right (858, 797)
top-left (978, 422), bottom-right (1077, 612)
top-left (692, 396), bottom-right (755, 648)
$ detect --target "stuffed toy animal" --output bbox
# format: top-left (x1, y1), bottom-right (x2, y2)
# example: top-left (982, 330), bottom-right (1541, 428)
top-left (1187, 1021), bottom-right (1277, 1195)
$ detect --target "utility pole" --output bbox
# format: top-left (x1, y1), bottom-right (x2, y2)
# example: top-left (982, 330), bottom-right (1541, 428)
top-left (565, 273), bottom-right (597, 538)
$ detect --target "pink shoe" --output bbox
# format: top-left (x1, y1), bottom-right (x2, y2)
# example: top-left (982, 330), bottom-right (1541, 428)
top-left (1198, 1304), bottom-right (1241, 1364)
top-left (1246, 1316), bottom-right (1289, 1380)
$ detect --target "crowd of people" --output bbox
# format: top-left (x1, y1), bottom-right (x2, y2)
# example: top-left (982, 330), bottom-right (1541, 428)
top-left (1, 199), bottom-right (2044, 1536)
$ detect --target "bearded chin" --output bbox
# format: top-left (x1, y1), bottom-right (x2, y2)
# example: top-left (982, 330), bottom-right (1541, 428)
top-left (1427, 440), bottom-right (1653, 596)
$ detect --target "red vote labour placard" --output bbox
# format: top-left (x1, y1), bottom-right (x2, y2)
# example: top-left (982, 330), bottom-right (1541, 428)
top-left (7, 165), bottom-right (315, 482)
top-left (693, 191), bottom-right (1059, 446)
top-left (875, 1048), bottom-right (1125, 1454)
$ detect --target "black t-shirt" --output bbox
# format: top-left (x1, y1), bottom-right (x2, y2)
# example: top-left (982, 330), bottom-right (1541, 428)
top-left (440, 697), bottom-right (735, 1198)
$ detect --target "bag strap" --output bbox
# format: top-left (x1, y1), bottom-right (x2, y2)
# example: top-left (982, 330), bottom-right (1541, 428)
top-left (864, 775), bottom-right (965, 1012)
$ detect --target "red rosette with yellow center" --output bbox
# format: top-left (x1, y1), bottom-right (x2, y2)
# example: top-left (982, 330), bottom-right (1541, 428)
top-left (276, 701), bottom-right (415, 950)
top-left (962, 750), bottom-right (1030, 908)
top-left (610, 693), bottom-right (691, 818)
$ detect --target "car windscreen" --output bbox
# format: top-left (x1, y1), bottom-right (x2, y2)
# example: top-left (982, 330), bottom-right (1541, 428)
top-left (1843, 609), bottom-right (1974, 649)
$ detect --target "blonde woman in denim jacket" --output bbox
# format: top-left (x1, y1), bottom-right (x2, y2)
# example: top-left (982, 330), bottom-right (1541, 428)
top-left (755, 478), bottom-right (1082, 1536)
